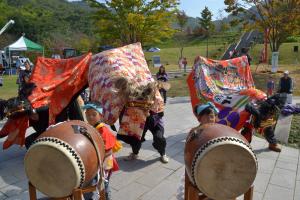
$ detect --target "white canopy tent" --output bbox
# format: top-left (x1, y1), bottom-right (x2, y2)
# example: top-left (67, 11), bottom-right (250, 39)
top-left (5, 36), bottom-right (44, 72)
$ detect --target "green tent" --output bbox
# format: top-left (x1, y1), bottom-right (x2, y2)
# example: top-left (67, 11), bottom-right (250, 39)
top-left (6, 36), bottom-right (43, 52)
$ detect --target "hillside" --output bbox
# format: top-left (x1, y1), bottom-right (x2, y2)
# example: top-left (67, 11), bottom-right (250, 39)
top-left (0, 0), bottom-right (95, 51)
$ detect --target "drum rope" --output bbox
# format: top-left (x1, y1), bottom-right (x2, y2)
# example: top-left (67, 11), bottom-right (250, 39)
top-left (78, 126), bottom-right (106, 198)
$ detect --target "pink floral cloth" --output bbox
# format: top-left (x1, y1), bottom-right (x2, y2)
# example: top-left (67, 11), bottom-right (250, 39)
top-left (89, 43), bottom-right (163, 139)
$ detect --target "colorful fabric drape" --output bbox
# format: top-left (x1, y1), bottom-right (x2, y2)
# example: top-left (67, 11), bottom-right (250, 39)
top-left (187, 56), bottom-right (266, 131)
top-left (29, 54), bottom-right (92, 123)
top-left (89, 43), bottom-right (163, 140)
top-left (0, 54), bottom-right (92, 149)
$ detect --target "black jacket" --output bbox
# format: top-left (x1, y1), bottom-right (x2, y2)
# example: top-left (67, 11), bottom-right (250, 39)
top-left (278, 77), bottom-right (293, 94)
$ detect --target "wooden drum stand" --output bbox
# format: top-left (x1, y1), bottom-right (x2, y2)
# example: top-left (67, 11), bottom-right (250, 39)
top-left (184, 172), bottom-right (254, 200)
top-left (28, 182), bottom-right (106, 200)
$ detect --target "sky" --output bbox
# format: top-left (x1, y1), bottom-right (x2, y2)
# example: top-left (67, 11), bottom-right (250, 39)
top-left (179, 0), bottom-right (227, 20)
top-left (69, 0), bottom-right (228, 20)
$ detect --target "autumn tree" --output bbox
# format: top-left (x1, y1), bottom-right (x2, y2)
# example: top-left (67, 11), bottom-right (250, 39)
top-left (176, 10), bottom-right (188, 59)
top-left (85, 0), bottom-right (179, 46)
top-left (224, 0), bottom-right (300, 52)
top-left (198, 6), bottom-right (214, 36)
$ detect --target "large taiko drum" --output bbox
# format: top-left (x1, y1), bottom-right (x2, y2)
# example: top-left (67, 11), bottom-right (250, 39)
top-left (185, 123), bottom-right (257, 200)
top-left (24, 120), bottom-right (105, 198)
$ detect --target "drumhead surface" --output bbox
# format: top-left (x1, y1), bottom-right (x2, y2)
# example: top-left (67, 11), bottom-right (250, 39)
top-left (193, 138), bottom-right (257, 200)
top-left (25, 138), bottom-right (84, 198)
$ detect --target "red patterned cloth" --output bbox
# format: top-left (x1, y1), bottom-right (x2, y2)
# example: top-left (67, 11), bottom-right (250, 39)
top-left (187, 56), bottom-right (266, 131)
top-left (0, 54), bottom-right (92, 149)
top-left (0, 116), bottom-right (29, 149)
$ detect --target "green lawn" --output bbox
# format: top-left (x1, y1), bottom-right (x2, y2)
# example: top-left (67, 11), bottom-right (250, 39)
top-left (145, 45), bottom-right (224, 73)
top-left (146, 42), bottom-right (300, 73)
top-left (0, 75), bottom-right (18, 99)
top-left (249, 42), bottom-right (300, 65)
top-left (289, 114), bottom-right (300, 148)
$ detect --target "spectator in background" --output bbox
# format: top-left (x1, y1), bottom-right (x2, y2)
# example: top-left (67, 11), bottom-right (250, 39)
top-left (178, 57), bottom-right (183, 70)
top-left (241, 47), bottom-right (252, 65)
top-left (18, 61), bottom-right (32, 94)
top-left (182, 57), bottom-right (187, 73)
top-left (156, 65), bottom-right (169, 104)
top-left (278, 70), bottom-right (293, 104)
top-left (229, 49), bottom-right (237, 59)
top-left (267, 75), bottom-right (275, 97)
top-left (0, 65), bottom-right (4, 87)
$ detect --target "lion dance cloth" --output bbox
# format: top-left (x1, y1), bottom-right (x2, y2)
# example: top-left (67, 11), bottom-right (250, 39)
top-left (0, 54), bottom-right (92, 149)
top-left (187, 56), bottom-right (266, 131)
top-left (89, 43), bottom-right (164, 140)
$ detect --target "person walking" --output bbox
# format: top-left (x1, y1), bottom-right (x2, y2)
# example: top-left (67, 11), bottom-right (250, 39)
top-left (156, 65), bottom-right (169, 104)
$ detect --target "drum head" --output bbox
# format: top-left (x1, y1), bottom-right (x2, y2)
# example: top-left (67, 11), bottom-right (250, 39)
top-left (25, 138), bottom-right (84, 198)
top-left (194, 140), bottom-right (257, 200)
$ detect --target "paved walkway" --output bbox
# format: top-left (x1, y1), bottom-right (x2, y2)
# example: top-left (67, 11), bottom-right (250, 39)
top-left (0, 99), bottom-right (300, 200)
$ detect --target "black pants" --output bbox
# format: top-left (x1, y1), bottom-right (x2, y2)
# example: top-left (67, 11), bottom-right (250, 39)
top-left (117, 115), bottom-right (167, 156)
top-left (159, 89), bottom-right (167, 103)
top-left (143, 115), bottom-right (166, 156)
top-left (264, 127), bottom-right (277, 144)
top-left (117, 134), bottom-right (142, 155)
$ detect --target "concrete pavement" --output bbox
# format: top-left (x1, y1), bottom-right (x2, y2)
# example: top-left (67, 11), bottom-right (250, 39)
top-left (0, 99), bottom-right (299, 200)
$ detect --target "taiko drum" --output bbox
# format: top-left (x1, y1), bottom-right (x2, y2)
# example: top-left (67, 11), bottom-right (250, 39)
top-left (24, 120), bottom-right (105, 198)
top-left (184, 123), bottom-right (257, 200)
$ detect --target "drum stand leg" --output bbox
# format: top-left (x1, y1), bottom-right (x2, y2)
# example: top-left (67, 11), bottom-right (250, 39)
top-left (72, 185), bottom-right (105, 200)
top-left (29, 182), bottom-right (37, 200)
top-left (184, 175), bottom-right (254, 200)
top-left (72, 188), bottom-right (82, 200)
top-left (244, 186), bottom-right (254, 200)
top-left (28, 182), bottom-right (101, 200)
top-left (185, 171), bottom-right (207, 200)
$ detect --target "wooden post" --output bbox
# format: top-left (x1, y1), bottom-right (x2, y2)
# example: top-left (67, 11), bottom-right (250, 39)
top-left (184, 175), bottom-right (254, 200)
top-left (244, 186), bottom-right (254, 200)
top-left (28, 182), bottom-right (37, 200)
top-left (72, 188), bottom-right (83, 200)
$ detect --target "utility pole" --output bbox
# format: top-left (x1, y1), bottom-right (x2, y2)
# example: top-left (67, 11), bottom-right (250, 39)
top-left (0, 20), bottom-right (15, 36)
top-left (206, 26), bottom-right (209, 58)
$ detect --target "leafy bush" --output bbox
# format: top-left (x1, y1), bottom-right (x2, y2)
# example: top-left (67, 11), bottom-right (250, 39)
top-left (285, 36), bottom-right (299, 43)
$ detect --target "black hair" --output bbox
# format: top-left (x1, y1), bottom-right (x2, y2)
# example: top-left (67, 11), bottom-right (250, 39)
top-left (194, 106), bottom-right (215, 117)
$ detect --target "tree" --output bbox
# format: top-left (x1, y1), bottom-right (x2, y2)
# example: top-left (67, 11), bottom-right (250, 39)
top-left (216, 9), bottom-right (230, 34)
top-left (224, 0), bottom-right (300, 52)
top-left (177, 10), bottom-right (188, 32)
top-left (198, 6), bottom-right (214, 35)
top-left (176, 10), bottom-right (188, 59)
top-left (85, 0), bottom-right (179, 46)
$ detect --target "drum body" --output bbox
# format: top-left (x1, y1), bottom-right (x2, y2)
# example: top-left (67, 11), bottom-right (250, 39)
top-left (24, 120), bottom-right (105, 198)
top-left (185, 123), bottom-right (257, 200)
